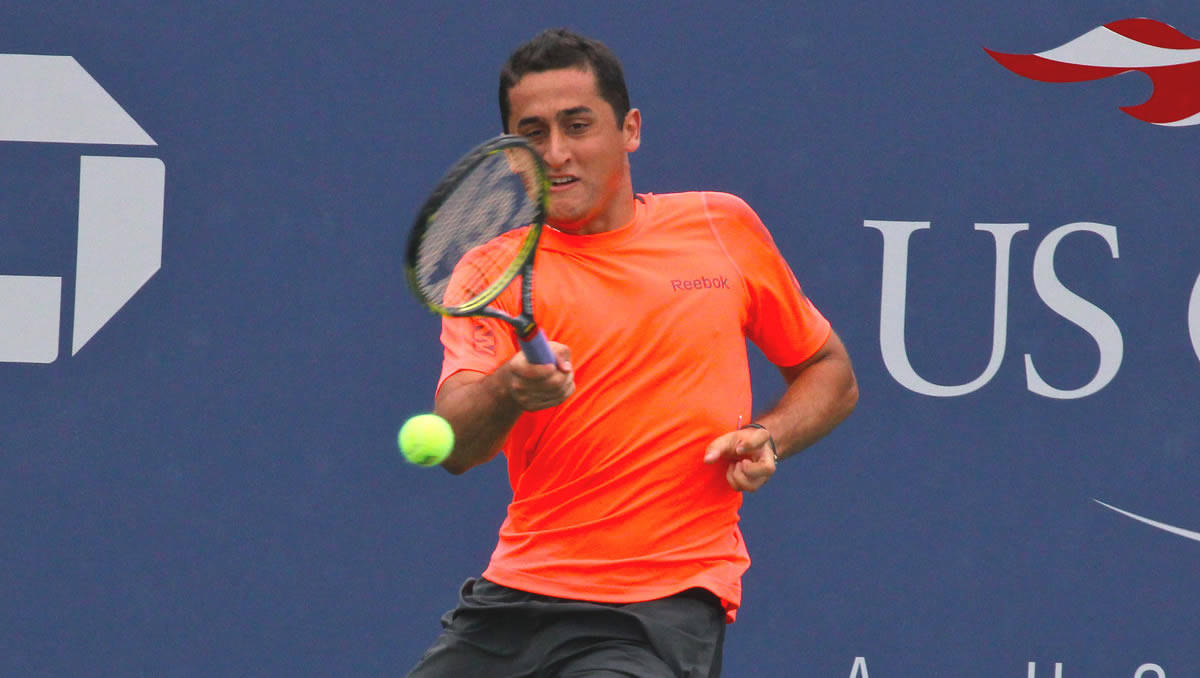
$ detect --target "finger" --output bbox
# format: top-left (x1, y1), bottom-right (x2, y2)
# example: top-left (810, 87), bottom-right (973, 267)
top-left (550, 342), bottom-right (573, 373)
top-left (742, 455), bottom-right (774, 482)
top-left (704, 432), bottom-right (740, 463)
top-left (511, 358), bottom-right (560, 380)
top-left (727, 459), bottom-right (771, 492)
top-left (509, 368), bottom-right (568, 407)
top-left (705, 430), bottom-right (766, 464)
top-left (512, 366), bottom-right (575, 411)
top-left (727, 461), bottom-right (762, 492)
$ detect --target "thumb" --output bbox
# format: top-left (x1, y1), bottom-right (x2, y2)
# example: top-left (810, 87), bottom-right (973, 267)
top-left (704, 431), bottom-right (747, 464)
top-left (550, 342), bottom-right (573, 373)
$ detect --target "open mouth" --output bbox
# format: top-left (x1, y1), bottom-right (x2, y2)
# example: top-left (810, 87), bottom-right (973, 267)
top-left (549, 176), bottom-right (579, 188)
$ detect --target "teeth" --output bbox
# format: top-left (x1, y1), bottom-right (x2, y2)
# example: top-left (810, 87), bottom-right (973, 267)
top-left (551, 177), bottom-right (575, 185)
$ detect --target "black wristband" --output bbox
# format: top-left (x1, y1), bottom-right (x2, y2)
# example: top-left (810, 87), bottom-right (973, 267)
top-left (740, 423), bottom-right (780, 463)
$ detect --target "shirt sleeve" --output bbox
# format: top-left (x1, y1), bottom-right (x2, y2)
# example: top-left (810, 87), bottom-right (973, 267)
top-left (434, 247), bottom-right (521, 394)
top-left (704, 192), bottom-right (832, 367)
top-left (437, 314), bottom-right (517, 394)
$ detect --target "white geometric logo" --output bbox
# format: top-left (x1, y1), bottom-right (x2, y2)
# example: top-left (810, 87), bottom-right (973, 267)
top-left (0, 54), bottom-right (164, 363)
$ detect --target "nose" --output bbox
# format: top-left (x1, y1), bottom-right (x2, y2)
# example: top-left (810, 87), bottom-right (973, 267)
top-left (541, 128), bottom-right (570, 169)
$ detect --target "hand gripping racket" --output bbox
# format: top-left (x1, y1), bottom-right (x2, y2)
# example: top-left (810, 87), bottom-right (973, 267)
top-left (405, 135), bottom-right (555, 364)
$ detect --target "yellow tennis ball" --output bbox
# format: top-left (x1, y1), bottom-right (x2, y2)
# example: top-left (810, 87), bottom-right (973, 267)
top-left (398, 414), bottom-right (454, 466)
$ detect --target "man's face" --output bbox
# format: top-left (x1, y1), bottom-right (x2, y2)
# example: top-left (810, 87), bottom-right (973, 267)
top-left (506, 67), bottom-right (640, 234)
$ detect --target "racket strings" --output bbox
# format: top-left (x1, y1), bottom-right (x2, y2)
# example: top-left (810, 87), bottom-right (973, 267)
top-left (414, 150), bottom-right (541, 310)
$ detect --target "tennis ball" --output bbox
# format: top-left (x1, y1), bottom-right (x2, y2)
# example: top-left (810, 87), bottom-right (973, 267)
top-left (398, 413), bottom-right (454, 466)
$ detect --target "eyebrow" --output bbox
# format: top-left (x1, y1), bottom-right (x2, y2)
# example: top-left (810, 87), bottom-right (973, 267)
top-left (515, 106), bottom-right (595, 129)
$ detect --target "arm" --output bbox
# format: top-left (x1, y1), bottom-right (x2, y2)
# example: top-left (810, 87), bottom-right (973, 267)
top-left (434, 342), bottom-right (575, 475)
top-left (704, 329), bottom-right (858, 491)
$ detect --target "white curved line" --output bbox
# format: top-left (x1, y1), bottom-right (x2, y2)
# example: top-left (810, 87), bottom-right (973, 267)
top-left (1156, 111), bottom-right (1200, 127)
top-left (1094, 500), bottom-right (1200, 543)
top-left (1191, 273), bottom-right (1200, 358)
top-left (1040, 27), bottom-right (1200, 68)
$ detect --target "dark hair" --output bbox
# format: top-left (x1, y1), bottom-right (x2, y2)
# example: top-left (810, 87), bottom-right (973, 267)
top-left (499, 28), bottom-right (631, 132)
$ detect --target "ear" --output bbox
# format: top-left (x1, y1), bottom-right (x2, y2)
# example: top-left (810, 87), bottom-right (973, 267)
top-left (622, 108), bottom-right (642, 153)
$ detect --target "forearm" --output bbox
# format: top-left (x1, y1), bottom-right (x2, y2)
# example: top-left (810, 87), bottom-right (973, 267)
top-left (434, 370), bottom-right (523, 474)
top-left (756, 332), bottom-right (858, 460)
top-left (433, 342), bottom-right (575, 475)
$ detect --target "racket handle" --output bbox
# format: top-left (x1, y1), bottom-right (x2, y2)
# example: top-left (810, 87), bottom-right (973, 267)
top-left (519, 327), bottom-right (556, 365)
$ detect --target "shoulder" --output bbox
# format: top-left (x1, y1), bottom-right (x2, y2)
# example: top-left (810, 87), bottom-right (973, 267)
top-left (458, 227), bottom-right (530, 270)
top-left (699, 191), bottom-right (756, 218)
top-left (643, 191), bottom-right (756, 219)
top-left (683, 192), bottom-right (777, 252)
top-left (641, 191), bottom-right (767, 239)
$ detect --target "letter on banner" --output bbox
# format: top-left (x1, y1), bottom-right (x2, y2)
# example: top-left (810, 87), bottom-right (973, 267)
top-left (1028, 662), bottom-right (1064, 678)
top-left (1190, 272), bottom-right (1200, 365)
top-left (73, 155), bottom-right (165, 355)
top-left (0, 276), bottom-right (61, 363)
top-left (1025, 223), bottom-right (1122, 399)
top-left (865, 221), bottom-right (1028, 397)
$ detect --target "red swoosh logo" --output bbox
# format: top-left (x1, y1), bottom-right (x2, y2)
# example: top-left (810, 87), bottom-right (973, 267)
top-left (986, 18), bottom-right (1200, 126)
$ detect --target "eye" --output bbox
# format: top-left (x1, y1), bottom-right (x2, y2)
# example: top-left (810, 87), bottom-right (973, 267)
top-left (567, 121), bottom-right (590, 134)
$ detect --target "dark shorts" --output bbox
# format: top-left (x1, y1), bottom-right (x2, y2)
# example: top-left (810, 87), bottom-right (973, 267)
top-left (405, 578), bottom-right (725, 678)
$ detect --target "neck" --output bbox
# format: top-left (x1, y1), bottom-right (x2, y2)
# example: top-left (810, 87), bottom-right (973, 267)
top-left (551, 176), bottom-right (636, 236)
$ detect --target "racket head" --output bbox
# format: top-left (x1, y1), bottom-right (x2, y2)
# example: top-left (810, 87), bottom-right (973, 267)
top-left (406, 135), bottom-right (548, 317)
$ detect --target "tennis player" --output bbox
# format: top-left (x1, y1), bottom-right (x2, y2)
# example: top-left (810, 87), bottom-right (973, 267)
top-left (406, 28), bottom-right (858, 678)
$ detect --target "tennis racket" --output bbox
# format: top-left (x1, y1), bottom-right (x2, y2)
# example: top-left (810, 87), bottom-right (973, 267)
top-left (405, 134), bottom-right (555, 364)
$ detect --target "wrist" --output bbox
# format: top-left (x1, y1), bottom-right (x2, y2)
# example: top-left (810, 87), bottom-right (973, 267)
top-left (740, 423), bottom-right (780, 463)
top-left (485, 363), bottom-right (526, 412)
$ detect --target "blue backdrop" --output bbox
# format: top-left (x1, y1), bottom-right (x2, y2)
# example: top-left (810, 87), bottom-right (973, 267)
top-left (2, 2), bottom-right (1197, 676)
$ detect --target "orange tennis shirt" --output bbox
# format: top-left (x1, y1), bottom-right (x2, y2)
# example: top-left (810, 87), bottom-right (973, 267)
top-left (437, 191), bottom-right (831, 622)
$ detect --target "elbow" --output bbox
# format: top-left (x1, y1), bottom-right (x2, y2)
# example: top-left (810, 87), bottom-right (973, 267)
top-left (840, 373), bottom-right (860, 420)
top-left (440, 455), bottom-right (472, 475)
top-left (845, 381), bottom-right (860, 416)
top-left (440, 444), bottom-right (500, 475)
